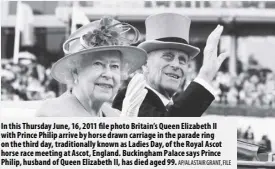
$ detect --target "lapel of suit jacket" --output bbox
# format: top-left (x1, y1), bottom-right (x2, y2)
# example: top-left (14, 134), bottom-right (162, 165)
top-left (138, 88), bottom-right (167, 117)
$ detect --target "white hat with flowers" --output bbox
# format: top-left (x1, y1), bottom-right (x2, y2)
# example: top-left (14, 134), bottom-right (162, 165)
top-left (51, 16), bottom-right (147, 84)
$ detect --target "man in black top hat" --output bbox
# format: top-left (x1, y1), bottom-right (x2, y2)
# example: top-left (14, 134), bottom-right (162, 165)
top-left (113, 13), bottom-right (228, 117)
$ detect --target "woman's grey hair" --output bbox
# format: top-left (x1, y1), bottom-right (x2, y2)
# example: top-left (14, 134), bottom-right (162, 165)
top-left (67, 58), bottom-right (82, 81)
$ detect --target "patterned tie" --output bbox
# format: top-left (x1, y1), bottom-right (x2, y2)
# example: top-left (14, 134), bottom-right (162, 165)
top-left (166, 100), bottom-right (174, 111)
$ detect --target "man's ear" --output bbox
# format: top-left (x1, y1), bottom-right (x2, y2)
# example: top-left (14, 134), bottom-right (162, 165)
top-left (142, 65), bottom-right (149, 74)
top-left (121, 71), bottom-right (129, 81)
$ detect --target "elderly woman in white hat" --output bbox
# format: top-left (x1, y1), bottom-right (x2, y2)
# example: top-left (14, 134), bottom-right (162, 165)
top-left (36, 17), bottom-right (148, 117)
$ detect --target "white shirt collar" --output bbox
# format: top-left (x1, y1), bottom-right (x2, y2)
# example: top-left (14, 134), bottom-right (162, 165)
top-left (145, 84), bottom-right (171, 106)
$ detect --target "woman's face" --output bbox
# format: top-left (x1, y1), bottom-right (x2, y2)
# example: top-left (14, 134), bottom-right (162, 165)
top-left (76, 50), bottom-right (122, 102)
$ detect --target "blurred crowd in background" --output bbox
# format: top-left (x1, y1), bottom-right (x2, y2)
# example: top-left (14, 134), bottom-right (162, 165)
top-left (212, 60), bottom-right (275, 108)
top-left (181, 56), bottom-right (275, 109)
top-left (1, 51), bottom-right (58, 101)
top-left (213, 71), bottom-right (275, 108)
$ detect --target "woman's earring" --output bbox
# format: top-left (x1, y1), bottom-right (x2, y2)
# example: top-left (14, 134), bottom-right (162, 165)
top-left (72, 71), bottom-right (78, 85)
top-left (74, 78), bottom-right (78, 84)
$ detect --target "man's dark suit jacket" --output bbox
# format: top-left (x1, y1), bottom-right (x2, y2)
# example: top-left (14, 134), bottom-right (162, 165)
top-left (112, 82), bottom-right (215, 117)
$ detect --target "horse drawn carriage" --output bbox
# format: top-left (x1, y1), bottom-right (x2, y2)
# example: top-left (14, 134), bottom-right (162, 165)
top-left (237, 140), bottom-right (275, 168)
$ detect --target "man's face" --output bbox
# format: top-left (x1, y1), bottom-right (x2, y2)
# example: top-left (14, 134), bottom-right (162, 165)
top-left (145, 49), bottom-right (189, 97)
top-left (77, 50), bottom-right (122, 102)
